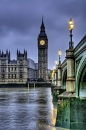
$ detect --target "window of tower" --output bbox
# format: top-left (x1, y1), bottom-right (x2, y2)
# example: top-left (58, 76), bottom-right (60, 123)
top-left (2, 68), bottom-right (5, 72)
top-left (2, 74), bottom-right (5, 79)
top-left (20, 74), bottom-right (23, 78)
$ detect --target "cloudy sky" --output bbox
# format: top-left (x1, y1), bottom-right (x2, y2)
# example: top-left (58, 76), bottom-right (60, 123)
top-left (0, 0), bottom-right (86, 69)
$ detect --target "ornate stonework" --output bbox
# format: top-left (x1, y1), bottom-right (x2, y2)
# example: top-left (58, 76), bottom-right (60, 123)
top-left (38, 19), bottom-right (48, 80)
top-left (0, 50), bottom-right (28, 84)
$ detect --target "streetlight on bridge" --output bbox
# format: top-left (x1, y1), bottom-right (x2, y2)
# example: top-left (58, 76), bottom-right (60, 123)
top-left (55, 60), bottom-right (58, 65)
top-left (58, 50), bottom-right (62, 64)
top-left (55, 61), bottom-right (58, 86)
top-left (68, 18), bottom-right (74, 49)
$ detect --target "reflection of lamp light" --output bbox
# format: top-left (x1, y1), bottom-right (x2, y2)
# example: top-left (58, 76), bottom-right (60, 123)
top-left (68, 18), bottom-right (74, 49)
top-left (58, 50), bottom-right (62, 64)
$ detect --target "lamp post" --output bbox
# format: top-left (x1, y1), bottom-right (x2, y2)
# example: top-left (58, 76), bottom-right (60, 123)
top-left (57, 50), bottom-right (62, 88)
top-left (55, 60), bottom-right (58, 65)
top-left (66, 18), bottom-right (75, 92)
top-left (55, 61), bottom-right (58, 86)
top-left (58, 50), bottom-right (62, 64)
top-left (53, 66), bottom-right (57, 86)
top-left (68, 18), bottom-right (74, 49)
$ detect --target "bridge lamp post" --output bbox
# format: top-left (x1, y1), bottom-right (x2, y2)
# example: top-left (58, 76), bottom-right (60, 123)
top-left (53, 66), bottom-right (57, 85)
top-left (55, 60), bottom-right (58, 65)
top-left (58, 50), bottom-right (62, 64)
top-left (55, 61), bottom-right (58, 86)
top-left (68, 18), bottom-right (74, 49)
top-left (66, 18), bottom-right (75, 92)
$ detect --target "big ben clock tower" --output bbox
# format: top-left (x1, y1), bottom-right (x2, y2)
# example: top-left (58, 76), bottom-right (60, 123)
top-left (38, 18), bottom-right (48, 81)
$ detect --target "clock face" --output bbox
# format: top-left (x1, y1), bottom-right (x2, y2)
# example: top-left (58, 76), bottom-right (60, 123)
top-left (40, 40), bottom-right (45, 45)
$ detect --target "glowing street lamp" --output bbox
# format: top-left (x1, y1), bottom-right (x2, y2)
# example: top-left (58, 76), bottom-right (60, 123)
top-left (58, 50), bottom-right (62, 64)
top-left (53, 66), bottom-right (56, 70)
top-left (68, 18), bottom-right (74, 49)
top-left (55, 60), bottom-right (58, 65)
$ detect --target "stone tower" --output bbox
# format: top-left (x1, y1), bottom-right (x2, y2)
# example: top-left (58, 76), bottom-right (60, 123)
top-left (17, 50), bottom-right (28, 82)
top-left (38, 18), bottom-right (48, 81)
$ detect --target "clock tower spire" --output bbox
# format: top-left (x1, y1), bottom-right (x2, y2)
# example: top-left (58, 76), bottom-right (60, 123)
top-left (40, 17), bottom-right (45, 32)
top-left (38, 18), bottom-right (48, 81)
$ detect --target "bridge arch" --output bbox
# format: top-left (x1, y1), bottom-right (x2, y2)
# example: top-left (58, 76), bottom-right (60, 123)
top-left (76, 54), bottom-right (86, 97)
top-left (62, 67), bottom-right (67, 89)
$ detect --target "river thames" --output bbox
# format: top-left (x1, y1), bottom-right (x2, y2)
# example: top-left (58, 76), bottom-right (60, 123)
top-left (0, 87), bottom-right (62, 130)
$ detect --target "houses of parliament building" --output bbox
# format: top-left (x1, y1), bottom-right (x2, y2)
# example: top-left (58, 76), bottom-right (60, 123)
top-left (0, 50), bottom-right (28, 85)
top-left (0, 19), bottom-right (48, 85)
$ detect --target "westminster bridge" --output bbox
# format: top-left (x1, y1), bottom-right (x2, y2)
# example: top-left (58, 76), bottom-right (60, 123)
top-left (52, 34), bottom-right (86, 129)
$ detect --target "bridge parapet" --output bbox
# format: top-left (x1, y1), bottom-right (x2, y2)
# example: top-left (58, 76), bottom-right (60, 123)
top-left (74, 35), bottom-right (86, 55)
top-left (61, 59), bottom-right (67, 69)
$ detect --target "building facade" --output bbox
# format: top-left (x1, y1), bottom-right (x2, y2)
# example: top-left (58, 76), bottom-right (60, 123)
top-left (27, 58), bottom-right (38, 80)
top-left (35, 63), bottom-right (38, 80)
top-left (0, 50), bottom-right (28, 84)
top-left (38, 18), bottom-right (48, 80)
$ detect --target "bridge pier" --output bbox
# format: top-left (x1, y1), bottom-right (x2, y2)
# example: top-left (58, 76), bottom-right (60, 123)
top-left (56, 95), bottom-right (86, 129)
top-left (66, 48), bottom-right (75, 92)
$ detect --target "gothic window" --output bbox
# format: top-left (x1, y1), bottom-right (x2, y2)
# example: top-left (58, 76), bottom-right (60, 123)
top-left (1, 60), bottom-right (5, 64)
top-left (19, 68), bottom-right (23, 72)
top-left (19, 60), bottom-right (23, 64)
top-left (15, 67), bottom-right (16, 71)
top-left (2, 74), bottom-right (5, 79)
top-left (2, 68), bottom-right (5, 72)
top-left (8, 74), bottom-right (10, 79)
top-left (8, 68), bottom-right (10, 72)
top-left (20, 74), bottom-right (23, 78)
top-left (12, 74), bottom-right (13, 79)
top-left (15, 74), bottom-right (16, 79)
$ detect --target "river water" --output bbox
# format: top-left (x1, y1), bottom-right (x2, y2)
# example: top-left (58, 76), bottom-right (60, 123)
top-left (0, 87), bottom-right (62, 130)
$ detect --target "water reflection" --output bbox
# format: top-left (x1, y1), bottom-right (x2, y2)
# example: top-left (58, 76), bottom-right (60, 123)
top-left (0, 87), bottom-right (68, 130)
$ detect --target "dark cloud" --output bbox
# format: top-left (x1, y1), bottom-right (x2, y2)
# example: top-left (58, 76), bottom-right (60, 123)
top-left (0, 0), bottom-right (86, 69)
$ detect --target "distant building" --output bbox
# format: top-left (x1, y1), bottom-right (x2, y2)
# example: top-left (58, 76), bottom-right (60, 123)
top-left (35, 63), bottom-right (38, 80)
top-left (27, 58), bottom-right (38, 80)
top-left (0, 50), bottom-right (28, 85)
top-left (48, 69), bottom-right (52, 81)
